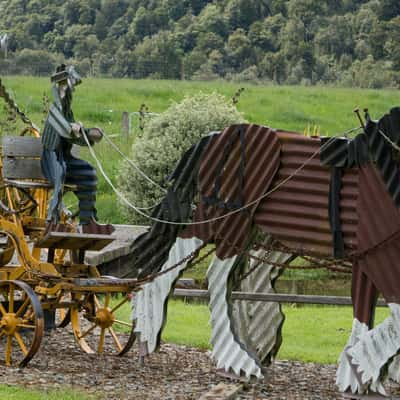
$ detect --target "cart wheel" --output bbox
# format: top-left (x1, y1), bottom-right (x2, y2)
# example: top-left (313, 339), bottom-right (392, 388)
top-left (70, 292), bottom-right (136, 356)
top-left (0, 280), bottom-right (44, 367)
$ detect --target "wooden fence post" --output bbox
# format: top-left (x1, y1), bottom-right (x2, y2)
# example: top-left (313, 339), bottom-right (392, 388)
top-left (122, 111), bottom-right (129, 138)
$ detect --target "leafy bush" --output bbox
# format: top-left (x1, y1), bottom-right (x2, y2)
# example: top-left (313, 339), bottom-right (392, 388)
top-left (118, 92), bottom-right (245, 224)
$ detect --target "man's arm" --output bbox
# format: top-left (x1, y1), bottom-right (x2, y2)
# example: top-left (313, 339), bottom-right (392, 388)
top-left (46, 105), bottom-right (104, 146)
top-left (46, 105), bottom-right (74, 139)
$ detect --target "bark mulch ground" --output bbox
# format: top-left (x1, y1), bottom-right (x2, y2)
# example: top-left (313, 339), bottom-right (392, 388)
top-left (0, 329), bottom-right (398, 399)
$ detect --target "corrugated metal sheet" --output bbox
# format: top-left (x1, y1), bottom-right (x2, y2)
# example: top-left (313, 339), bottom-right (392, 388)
top-left (320, 136), bottom-right (349, 167)
top-left (389, 353), bottom-right (400, 383)
top-left (131, 237), bottom-right (203, 353)
top-left (356, 165), bottom-right (400, 303)
top-left (320, 134), bottom-right (369, 168)
top-left (336, 319), bottom-right (369, 394)
top-left (232, 244), bottom-right (292, 365)
top-left (365, 109), bottom-right (400, 206)
top-left (347, 303), bottom-right (400, 395)
top-left (126, 135), bottom-right (213, 279)
top-left (207, 254), bottom-right (263, 378)
top-left (183, 124), bottom-right (281, 259)
top-left (254, 132), bottom-right (358, 257)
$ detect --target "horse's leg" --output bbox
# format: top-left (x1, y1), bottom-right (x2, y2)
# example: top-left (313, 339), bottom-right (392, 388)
top-left (336, 263), bottom-right (382, 394)
top-left (207, 253), bottom-right (263, 378)
top-left (347, 300), bottom-right (400, 394)
top-left (232, 244), bottom-right (292, 366)
top-left (131, 236), bottom-right (204, 355)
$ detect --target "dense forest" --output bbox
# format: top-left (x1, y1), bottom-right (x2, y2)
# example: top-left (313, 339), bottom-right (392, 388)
top-left (0, 0), bottom-right (400, 87)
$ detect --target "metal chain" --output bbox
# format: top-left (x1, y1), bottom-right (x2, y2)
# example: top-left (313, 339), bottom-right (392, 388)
top-left (0, 78), bottom-right (38, 130)
top-left (136, 242), bottom-right (214, 285)
top-left (209, 233), bottom-right (354, 284)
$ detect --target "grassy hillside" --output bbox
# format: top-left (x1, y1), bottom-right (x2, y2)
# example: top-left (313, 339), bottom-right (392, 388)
top-left (1, 77), bottom-right (399, 223)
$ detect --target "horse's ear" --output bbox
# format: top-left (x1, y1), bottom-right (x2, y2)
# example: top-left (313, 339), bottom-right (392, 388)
top-left (390, 107), bottom-right (400, 119)
top-left (389, 107), bottom-right (400, 142)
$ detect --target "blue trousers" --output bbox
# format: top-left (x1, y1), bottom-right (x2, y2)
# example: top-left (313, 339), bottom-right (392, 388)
top-left (41, 150), bottom-right (97, 224)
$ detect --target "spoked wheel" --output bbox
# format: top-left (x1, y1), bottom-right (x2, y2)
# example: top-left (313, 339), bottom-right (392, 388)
top-left (70, 291), bottom-right (136, 356)
top-left (0, 280), bottom-right (44, 367)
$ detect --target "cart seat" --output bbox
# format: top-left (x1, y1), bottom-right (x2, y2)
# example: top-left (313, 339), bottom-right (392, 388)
top-left (1, 136), bottom-right (76, 190)
top-left (34, 231), bottom-right (115, 251)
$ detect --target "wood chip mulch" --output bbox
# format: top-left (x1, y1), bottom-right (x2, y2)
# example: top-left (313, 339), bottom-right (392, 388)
top-left (0, 329), bottom-right (398, 399)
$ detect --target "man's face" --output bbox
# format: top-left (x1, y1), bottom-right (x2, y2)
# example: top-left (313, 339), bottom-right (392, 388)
top-left (67, 66), bottom-right (82, 91)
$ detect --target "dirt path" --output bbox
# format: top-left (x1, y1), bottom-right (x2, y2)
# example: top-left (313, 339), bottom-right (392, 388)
top-left (0, 329), bottom-right (398, 399)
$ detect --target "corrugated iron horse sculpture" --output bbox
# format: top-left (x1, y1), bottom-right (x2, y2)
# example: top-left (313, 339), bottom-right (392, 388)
top-left (130, 107), bottom-right (400, 396)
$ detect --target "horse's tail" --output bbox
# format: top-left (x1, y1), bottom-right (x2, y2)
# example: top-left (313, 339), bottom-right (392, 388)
top-left (125, 134), bottom-right (215, 279)
top-left (129, 134), bottom-right (216, 354)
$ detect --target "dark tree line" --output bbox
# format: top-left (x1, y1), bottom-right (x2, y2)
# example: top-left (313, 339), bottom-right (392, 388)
top-left (1, 0), bottom-right (400, 87)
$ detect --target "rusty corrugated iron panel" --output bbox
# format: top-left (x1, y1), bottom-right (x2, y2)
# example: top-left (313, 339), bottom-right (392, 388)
top-left (182, 124), bottom-right (281, 259)
top-left (254, 132), bottom-right (358, 257)
top-left (356, 165), bottom-right (400, 303)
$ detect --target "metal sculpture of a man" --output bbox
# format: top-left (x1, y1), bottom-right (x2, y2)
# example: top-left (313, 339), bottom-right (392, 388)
top-left (41, 64), bottom-right (114, 234)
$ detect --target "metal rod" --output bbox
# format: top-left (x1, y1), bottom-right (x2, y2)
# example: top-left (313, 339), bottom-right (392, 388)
top-left (173, 289), bottom-right (387, 307)
top-left (353, 107), bottom-right (366, 130)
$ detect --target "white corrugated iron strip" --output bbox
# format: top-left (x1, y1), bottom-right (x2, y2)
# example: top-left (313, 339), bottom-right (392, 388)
top-left (336, 318), bottom-right (369, 394)
top-left (389, 354), bottom-right (400, 383)
top-left (347, 304), bottom-right (400, 395)
top-left (208, 255), bottom-right (263, 379)
top-left (131, 237), bottom-right (203, 353)
top-left (232, 247), bottom-right (292, 364)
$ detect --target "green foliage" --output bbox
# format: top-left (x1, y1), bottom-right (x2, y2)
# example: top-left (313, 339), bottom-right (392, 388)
top-left (1, 0), bottom-right (400, 87)
top-left (117, 92), bottom-right (244, 224)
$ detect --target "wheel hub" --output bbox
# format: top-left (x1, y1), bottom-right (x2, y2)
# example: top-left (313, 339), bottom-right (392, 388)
top-left (0, 313), bottom-right (20, 335)
top-left (95, 308), bottom-right (114, 329)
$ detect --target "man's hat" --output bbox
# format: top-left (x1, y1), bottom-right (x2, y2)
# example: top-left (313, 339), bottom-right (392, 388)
top-left (51, 64), bottom-right (69, 83)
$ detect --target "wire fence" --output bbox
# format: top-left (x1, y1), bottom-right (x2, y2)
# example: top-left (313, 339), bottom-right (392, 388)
top-left (0, 57), bottom-right (187, 80)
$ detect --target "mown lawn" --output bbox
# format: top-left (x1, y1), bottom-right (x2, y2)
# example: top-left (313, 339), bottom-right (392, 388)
top-left (167, 301), bottom-right (391, 364)
top-left (0, 385), bottom-right (93, 399)
top-left (115, 299), bottom-right (389, 365)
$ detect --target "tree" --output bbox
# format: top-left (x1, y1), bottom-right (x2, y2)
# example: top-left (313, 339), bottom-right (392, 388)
top-left (226, 0), bottom-right (270, 30)
top-left (378, 0), bottom-right (400, 21)
top-left (225, 29), bottom-right (255, 71)
top-left (131, 31), bottom-right (182, 79)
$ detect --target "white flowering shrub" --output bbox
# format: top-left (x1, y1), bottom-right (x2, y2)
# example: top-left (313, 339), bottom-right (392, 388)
top-left (118, 92), bottom-right (245, 224)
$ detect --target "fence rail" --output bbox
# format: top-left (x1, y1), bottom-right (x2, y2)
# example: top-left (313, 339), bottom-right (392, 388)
top-left (173, 288), bottom-right (387, 307)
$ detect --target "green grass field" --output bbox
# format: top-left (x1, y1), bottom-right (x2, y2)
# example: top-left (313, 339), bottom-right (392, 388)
top-left (114, 299), bottom-right (389, 365)
top-left (1, 77), bottom-right (399, 223)
top-left (0, 385), bottom-right (93, 399)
